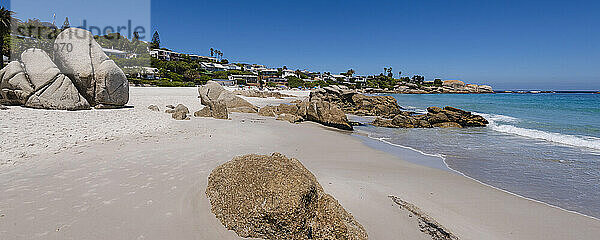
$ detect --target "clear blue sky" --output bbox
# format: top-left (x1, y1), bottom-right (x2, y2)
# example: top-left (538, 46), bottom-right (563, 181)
top-left (5, 0), bottom-right (600, 90)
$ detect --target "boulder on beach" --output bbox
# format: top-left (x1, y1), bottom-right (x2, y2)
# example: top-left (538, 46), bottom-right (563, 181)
top-left (199, 81), bottom-right (257, 113)
top-left (169, 104), bottom-right (190, 120)
top-left (257, 105), bottom-right (277, 117)
top-left (0, 28), bottom-right (129, 110)
top-left (300, 100), bottom-right (354, 130)
top-left (310, 86), bottom-right (402, 117)
top-left (54, 28), bottom-right (128, 107)
top-left (206, 153), bottom-right (368, 240)
top-left (194, 101), bottom-right (228, 120)
top-left (257, 101), bottom-right (353, 131)
top-left (0, 49), bottom-right (91, 110)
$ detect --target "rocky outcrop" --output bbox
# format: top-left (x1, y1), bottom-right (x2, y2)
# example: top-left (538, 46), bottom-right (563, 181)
top-left (198, 81), bottom-right (257, 117)
top-left (300, 100), bottom-right (354, 130)
top-left (371, 106), bottom-right (488, 128)
top-left (1, 49), bottom-right (90, 110)
top-left (0, 28), bottom-right (129, 110)
top-left (233, 89), bottom-right (295, 99)
top-left (206, 153), bottom-right (368, 240)
top-left (54, 28), bottom-right (128, 107)
top-left (257, 101), bottom-right (353, 131)
top-left (310, 85), bottom-right (402, 118)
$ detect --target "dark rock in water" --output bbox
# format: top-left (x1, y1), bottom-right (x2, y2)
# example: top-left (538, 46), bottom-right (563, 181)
top-left (166, 104), bottom-right (175, 109)
top-left (371, 117), bottom-right (399, 128)
top-left (148, 105), bottom-right (160, 111)
top-left (427, 106), bottom-right (443, 114)
top-left (0, 104), bottom-right (8, 110)
top-left (206, 153), bottom-right (368, 240)
top-left (433, 122), bottom-right (462, 128)
top-left (370, 106), bottom-right (487, 128)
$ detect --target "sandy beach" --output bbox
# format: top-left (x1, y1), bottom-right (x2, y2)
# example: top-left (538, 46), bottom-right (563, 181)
top-left (1, 87), bottom-right (599, 239)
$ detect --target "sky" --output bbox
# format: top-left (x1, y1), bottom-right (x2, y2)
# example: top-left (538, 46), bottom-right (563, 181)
top-left (4, 0), bottom-right (600, 90)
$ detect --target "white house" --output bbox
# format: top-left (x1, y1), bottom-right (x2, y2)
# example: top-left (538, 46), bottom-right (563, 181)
top-left (200, 62), bottom-right (227, 72)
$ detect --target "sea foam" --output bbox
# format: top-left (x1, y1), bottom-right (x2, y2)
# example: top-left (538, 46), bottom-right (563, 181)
top-left (475, 112), bottom-right (600, 151)
top-left (489, 124), bottom-right (600, 151)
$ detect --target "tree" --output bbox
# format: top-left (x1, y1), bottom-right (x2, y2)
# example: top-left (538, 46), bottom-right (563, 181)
top-left (61, 17), bottom-right (70, 30)
top-left (286, 76), bottom-right (304, 88)
top-left (434, 78), bottom-right (442, 86)
top-left (0, 7), bottom-right (15, 68)
top-left (387, 67), bottom-right (393, 78)
top-left (132, 31), bottom-right (140, 42)
top-left (210, 48), bottom-right (214, 57)
top-left (150, 31), bottom-right (160, 49)
top-left (346, 69), bottom-right (355, 77)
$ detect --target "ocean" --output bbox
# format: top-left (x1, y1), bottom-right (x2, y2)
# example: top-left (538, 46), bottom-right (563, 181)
top-left (351, 93), bottom-right (600, 218)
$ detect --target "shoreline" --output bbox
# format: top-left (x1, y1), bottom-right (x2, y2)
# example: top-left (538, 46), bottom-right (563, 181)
top-left (359, 133), bottom-right (600, 222)
top-left (1, 87), bottom-right (599, 239)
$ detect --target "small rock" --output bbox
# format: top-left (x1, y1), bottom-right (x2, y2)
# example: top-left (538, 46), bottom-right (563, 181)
top-left (172, 111), bottom-right (190, 120)
top-left (0, 104), bottom-right (8, 110)
top-left (148, 105), bottom-right (159, 111)
top-left (166, 104), bottom-right (175, 109)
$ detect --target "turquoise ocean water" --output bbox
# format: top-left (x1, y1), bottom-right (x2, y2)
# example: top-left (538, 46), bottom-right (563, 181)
top-left (353, 93), bottom-right (600, 218)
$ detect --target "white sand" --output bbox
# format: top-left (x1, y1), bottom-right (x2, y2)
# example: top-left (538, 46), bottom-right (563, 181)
top-left (1, 87), bottom-right (599, 239)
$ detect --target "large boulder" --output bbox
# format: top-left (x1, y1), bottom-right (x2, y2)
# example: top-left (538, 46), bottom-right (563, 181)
top-left (370, 106), bottom-right (487, 128)
top-left (54, 28), bottom-right (128, 107)
top-left (0, 61), bottom-right (34, 105)
top-left (0, 49), bottom-right (90, 110)
top-left (198, 81), bottom-right (257, 115)
top-left (299, 100), bottom-right (353, 131)
top-left (206, 153), bottom-right (368, 240)
top-left (258, 105), bottom-right (277, 117)
top-left (309, 86), bottom-right (402, 117)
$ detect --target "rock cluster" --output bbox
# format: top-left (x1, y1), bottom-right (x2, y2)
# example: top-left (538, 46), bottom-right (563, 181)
top-left (233, 89), bottom-right (294, 99)
top-left (0, 28), bottom-right (128, 110)
top-left (258, 101), bottom-right (353, 130)
top-left (206, 153), bottom-right (368, 240)
top-left (310, 85), bottom-right (402, 118)
top-left (168, 104), bottom-right (190, 120)
top-left (196, 81), bottom-right (259, 119)
top-left (371, 106), bottom-right (488, 128)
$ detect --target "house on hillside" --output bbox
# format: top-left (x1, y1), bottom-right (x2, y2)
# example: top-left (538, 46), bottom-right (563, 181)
top-left (200, 62), bottom-right (227, 71)
top-left (102, 48), bottom-right (128, 58)
top-left (229, 74), bottom-right (259, 85)
top-left (282, 69), bottom-right (298, 78)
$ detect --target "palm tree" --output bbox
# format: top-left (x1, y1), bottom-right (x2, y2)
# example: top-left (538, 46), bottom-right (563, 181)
top-left (0, 7), bottom-right (15, 68)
